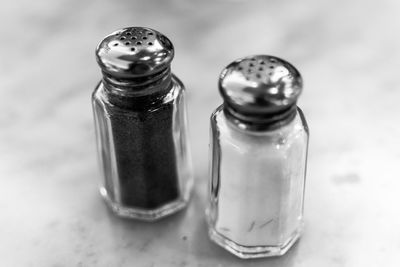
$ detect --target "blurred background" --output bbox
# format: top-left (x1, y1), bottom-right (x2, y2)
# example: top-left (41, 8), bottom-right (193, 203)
top-left (1, 0), bottom-right (400, 266)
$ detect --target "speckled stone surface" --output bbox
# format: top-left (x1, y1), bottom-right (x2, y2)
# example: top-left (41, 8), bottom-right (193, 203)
top-left (1, 0), bottom-right (400, 266)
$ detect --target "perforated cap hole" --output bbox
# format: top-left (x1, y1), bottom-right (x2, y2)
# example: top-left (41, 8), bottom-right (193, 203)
top-left (130, 47), bottom-right (136, 51)
top-left (131, 36), bottom-right (137, 40)
top-left (136, 41), bottom-right (142, 45)
top-left (148, 32), bottom-right (154, 35)
top-left (120, 37), bottom-right (126, 40)
top-left (148, 42), bottom-right (153, 45)
top-left (142, 36), bottom-right (148, 40)
top-left (113, 43), bottom-right (118, 46)
top-left (125, 42), bottom-right (130, 45)
top-left (126, 32), bottom-right (131, 35)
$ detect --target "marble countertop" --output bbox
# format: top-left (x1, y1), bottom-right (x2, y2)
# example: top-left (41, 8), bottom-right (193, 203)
top-left (1, 0), bottom-right (400, 266)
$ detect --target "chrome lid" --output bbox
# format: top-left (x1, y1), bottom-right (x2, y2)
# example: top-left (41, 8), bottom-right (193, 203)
top-left (96, 27), bottom-right (174, 78)
top-left (219, 55), bottom-right (302, 117)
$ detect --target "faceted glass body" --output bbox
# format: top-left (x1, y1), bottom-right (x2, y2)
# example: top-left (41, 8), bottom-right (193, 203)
top-left (207, 105), bottom-right (309, 258)
top-left (92, 76), bottom-right (193, 220)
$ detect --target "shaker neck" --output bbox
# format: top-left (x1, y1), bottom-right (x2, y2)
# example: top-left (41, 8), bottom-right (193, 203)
top-left (101, 67), bottom-right (173, 109)
top-left (223, 103), bottom-right (297, 131)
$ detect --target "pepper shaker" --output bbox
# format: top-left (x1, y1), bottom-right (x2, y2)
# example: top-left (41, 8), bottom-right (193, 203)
top-left (92, 27), bottom-right (193, 220)
top-left (206, 55), bottom-right (309, 258)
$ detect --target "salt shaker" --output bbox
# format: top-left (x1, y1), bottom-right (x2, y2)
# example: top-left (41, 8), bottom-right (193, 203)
top-left (92, 27), bottom-right (193, 220)
top-left (206, 55), bottom-right (309, 258)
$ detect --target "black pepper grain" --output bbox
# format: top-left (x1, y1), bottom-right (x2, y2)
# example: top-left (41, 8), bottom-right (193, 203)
top-left (110, 101), bottom-right (179, 209)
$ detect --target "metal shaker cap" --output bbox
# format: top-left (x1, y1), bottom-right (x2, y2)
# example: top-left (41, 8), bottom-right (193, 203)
top-left (96, 27), bottom-right (174, 78)
top-left (219, 55), bottom-right (302, 119)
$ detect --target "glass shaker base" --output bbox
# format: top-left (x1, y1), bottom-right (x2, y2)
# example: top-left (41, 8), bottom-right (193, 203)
top-left (208, 227), bottom-right (303, 259)
top-left (99, 187), bottom-right (190, 221)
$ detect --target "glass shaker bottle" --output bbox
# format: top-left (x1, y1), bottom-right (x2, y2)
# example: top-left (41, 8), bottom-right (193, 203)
top-left (92, 27), bottom-right (193, 221)
top-left (207, 55), bottom-right (309, 258)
